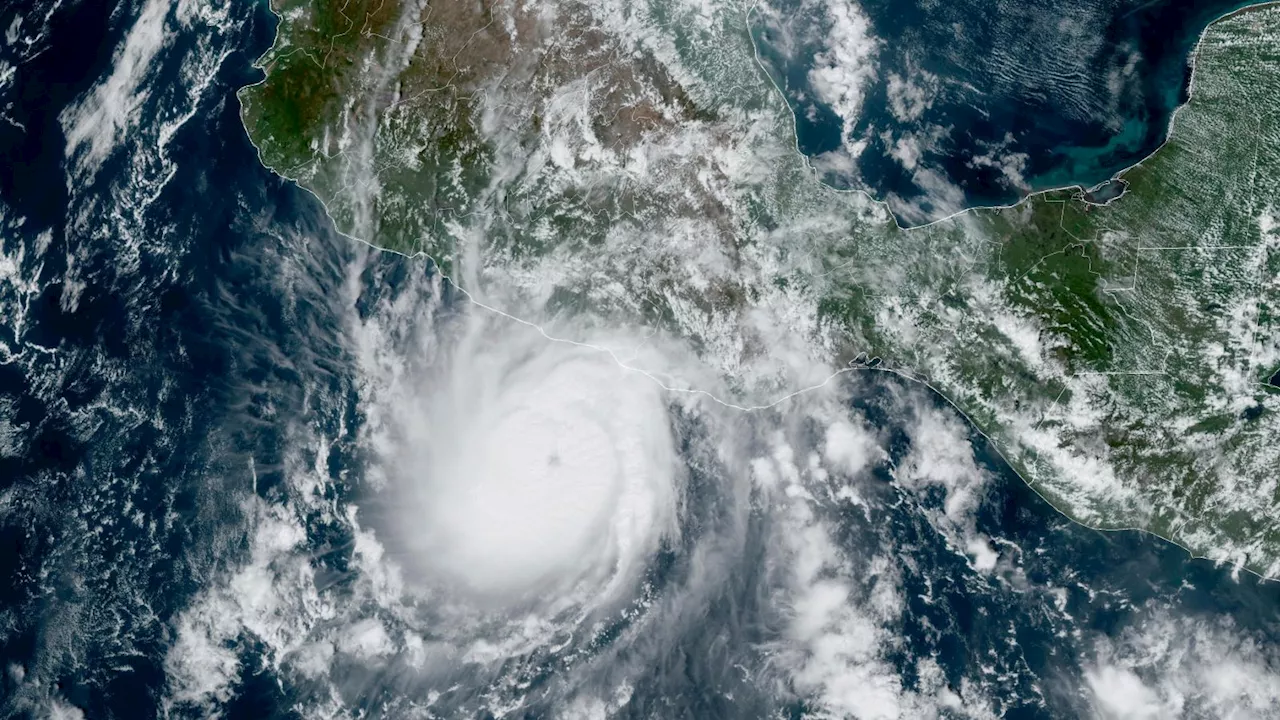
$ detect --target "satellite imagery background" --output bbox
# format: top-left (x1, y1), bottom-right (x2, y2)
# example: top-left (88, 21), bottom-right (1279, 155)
top-left (0, 0), bottom-right (1279, 716)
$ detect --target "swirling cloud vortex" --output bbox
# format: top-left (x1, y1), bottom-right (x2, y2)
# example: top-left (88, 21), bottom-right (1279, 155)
top-left (386, 316), bottom-right (681, 603)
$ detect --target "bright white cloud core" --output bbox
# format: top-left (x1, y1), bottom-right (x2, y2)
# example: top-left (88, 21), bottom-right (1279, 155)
top-left (383, 313), bottom-right (680, 601)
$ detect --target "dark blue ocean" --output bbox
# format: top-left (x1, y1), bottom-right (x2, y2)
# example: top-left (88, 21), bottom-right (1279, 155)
top-left (752, 0), bottom-right (1267, 225)
top-left (0, 0), bottom-right (1276, 717)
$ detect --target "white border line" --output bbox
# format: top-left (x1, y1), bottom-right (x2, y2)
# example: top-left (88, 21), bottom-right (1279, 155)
top-left (233, 0), bottom-right (1280, 582)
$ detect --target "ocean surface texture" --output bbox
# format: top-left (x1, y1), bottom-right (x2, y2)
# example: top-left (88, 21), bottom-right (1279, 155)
top-left (0, 0), bottom-right (1277, 717)
top-left (752, 0), bottom-right (1262, 224)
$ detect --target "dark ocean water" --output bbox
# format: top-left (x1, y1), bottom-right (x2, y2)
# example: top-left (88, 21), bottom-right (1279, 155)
top-left (0, 0), bottom-right (345, 715)
top-left (0, 0), bottom-right (1276, 717)
top-left (752, 0), bottom-right (1267, 225)
top-left (851, 376), bottom-right (1280, 718)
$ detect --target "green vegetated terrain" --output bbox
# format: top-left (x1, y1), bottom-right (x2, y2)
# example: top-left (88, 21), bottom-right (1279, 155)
top-left (820, 8), bottom-right (1280, 571)
top-left (241, 0), bottom-right (1280, 574)
top-left (240, 0), bottom-right (494, 263)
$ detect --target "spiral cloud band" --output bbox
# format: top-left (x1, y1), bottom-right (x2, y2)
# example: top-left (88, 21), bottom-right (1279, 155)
top-left (381, 309), bottom-right (682, 602)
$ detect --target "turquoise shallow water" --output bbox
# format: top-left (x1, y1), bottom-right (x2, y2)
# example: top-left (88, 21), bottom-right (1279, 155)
top-left (753, 0), bottom-right (1270, 225)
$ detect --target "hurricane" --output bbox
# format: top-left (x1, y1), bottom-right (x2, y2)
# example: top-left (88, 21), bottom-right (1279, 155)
top-left (357, 282), bottom-right (683, 608)
top-left (2, 0), bottom-right (1280, 716)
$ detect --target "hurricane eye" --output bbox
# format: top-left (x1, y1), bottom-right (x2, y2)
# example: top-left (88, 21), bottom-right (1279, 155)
top-left (374, 313), bottom-right (681, 603)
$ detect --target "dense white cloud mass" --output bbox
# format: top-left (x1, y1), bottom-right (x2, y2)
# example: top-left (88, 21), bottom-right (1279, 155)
top-left (153, 239), bottom-right (1280, 719)
top-left (806, 0), bottom-right (878, 148)
top-left (374, 307), bottom-right (682, 601)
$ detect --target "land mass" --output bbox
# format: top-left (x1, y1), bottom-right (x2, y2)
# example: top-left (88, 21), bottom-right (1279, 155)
top-left (240, 0), bottom-right (1280, 576)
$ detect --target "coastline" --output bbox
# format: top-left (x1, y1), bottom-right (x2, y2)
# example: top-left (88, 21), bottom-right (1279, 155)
top-left (234, 0), bottom-right (1280, 582)
top-left (747, 0), bottom-right (1280, 232)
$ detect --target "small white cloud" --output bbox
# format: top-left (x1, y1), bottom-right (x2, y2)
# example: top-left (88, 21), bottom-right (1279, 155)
top-left (806, 0), bottom-right (879, 149)
top-left (885, 70), bottom-right (937, 123)
top-left (968, 143), bottom-right (1030, 190)
top-left (339, 619), bottom-right (395, 659)
top-left (47, 699), bottom-right (86, 720)
top-left (965, 537), bottom-right (998, 572)
top-left (888, 133), bottom-right (923, 171)
top-left (1086, 665), bottom-right (1164, 719)
top-left (823, 418), bottom-right (880, 476)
